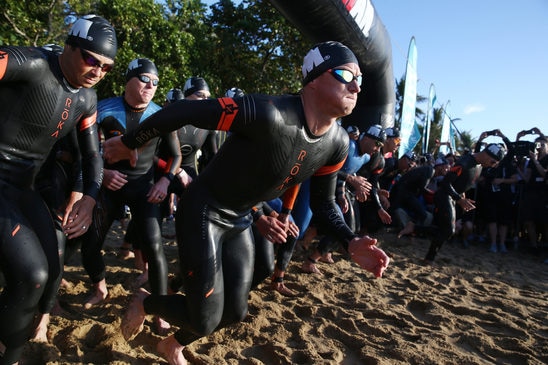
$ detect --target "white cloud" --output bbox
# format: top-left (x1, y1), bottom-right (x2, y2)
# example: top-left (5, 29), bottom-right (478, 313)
top-left (463, 104), bottom-right (485, 115)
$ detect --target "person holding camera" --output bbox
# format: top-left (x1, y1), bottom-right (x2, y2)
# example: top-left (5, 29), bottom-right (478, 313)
top-left (475, 130), bottom-right (519, 253)
top-left (515, 128), bottom-right (547, 254)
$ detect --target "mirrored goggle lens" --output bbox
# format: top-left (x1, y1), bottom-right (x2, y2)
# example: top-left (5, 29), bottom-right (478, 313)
top-left (137, 74), bottom-right (159, 86)
top-left (331, 69), bottom-right (362, 86)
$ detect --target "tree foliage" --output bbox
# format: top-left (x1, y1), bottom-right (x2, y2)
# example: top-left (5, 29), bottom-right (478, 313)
top-left (1, 0), bottom-right (307, 102)
top-left (203, 0), bottom-right (307, 96)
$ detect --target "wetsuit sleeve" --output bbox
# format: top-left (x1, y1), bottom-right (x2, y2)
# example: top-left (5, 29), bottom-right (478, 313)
top-left (251, 203), bottom-right (266, 222)
top-left (77, 110), bottom-right (103, 200)
top-left (121, 96), bottom-right (269, 149)
top-left (0, 46), bottom-right (47, 82)
top-left (163, 131), bottom-right (182, 178)
top-left (309, 170), bottom-right (357, 251)
top-left (439, 167), bottom-right (462, 201)
top-left (280, 184), bottom-right (301, 214)
top-left (367, 155), bottom-right (385, 210)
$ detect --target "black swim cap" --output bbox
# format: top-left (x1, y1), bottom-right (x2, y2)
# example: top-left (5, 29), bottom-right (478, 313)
top-left (166, 88), bottom-right (184, 103)
top-left (183, 77), bottom-right (210, 97)
top-left (385, 127), bottom-right (400, 138)
top-left (483, 143), bottom-right (505, 161)
top-left (225, 87), bottom-right (244, 98)
top-left (301, 41), bottom-right (359, 86)
top-left (65, 15), bottom-right (117, 60)
top-left (364, 124), bottom-right (387, 144)
top-left (125, 58), bottom-right (158, 82)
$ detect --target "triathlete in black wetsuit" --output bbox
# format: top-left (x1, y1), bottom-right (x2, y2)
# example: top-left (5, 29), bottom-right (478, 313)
top-left (104, 41), bottom-right (390, 365)
top-left (425, 142), bottom-right (506, 263)
top-left (80, 59), bottom-right (181, 331)
top-left (389, 163), bottom-right (436, 238)
top-left (0, 15), bottom-right (116, 364)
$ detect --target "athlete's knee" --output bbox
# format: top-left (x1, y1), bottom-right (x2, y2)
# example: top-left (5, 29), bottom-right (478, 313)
top-left (189, 312), bottom-right (222, 337)
top-left (8, 265), bottom-right (49, 298)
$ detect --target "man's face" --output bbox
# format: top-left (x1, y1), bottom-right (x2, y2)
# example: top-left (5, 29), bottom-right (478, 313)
top-left (313, 62), bottom-right (361, 118)
top-left (385, 137), bottom-right (401, 154)
top-left (185, 89), bottom-right (211, 100)
top-left (361, 136), bottom-right (383, 155)
top-left (125, 72), bottom-right (159, 105)
top-left (66, 46), bottom-right (114, 88)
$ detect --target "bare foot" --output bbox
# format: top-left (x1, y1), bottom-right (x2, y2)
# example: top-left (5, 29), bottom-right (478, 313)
top-left (121, 287), bottom-right (150, 341)
top-left (301, 258), bottom-right (322, 274)
top-left (60, 278), bottom-right (72, 289)
top-left (84, 281), bottom-right (109, 309)
top-left (32, 313), bottom-right (50, 342)
top-left (319, 252), bottom-right (334, 264)
top-left (118, 246), bottom-right (135, 260)
top-left (270, 278), bottom-right (295, 297)
top-left (397, 221), bottom-right (415, 238)
top-left (154, 316), bottom-right (171, 336)
top-left (157, 334), bottom-right (187, 365)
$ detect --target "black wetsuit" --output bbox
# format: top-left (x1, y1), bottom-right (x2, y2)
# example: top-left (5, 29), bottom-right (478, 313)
top-left (0, 46), bottom-right (102, 364)
top-left (357, 151), bottom-right (386, 233)
top-left (390, 165), bottom-right (435, 227)
top-left (425, 154), bottom-right (482, 261)
top-left (120, 94), bottom-right (356, 346)
top-left (80, 96), bottom-right (180, 298)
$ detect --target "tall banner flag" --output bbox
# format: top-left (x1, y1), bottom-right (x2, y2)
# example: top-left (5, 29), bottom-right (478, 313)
top-left (399, 37), bottom-right (421, 156)
top-left (439, 101), bottom-right (454, 156)
top-left (422, 83), bottom-right (436, 155)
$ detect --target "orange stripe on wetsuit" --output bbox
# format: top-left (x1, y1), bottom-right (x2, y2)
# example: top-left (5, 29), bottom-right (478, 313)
top-left (79, 111), bottom-right (97, 131)
top-left (215, 97), bottom-right (239, 131)
top-left (313, 157), bottom-right (347, 176)
top-left (281, 184), bottom-right (301, 212)
top-left (0, 50), bottom-right (7, 80)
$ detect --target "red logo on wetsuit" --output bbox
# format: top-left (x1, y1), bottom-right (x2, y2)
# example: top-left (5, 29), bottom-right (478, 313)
top-left (0, 50), bottom-right (8, 80)
top-left (276, 150), bottom-right (307, 191)
top-left (216, 97), bottom-right (239, 131)
top-left (51, 97), bottom-right (73, 138)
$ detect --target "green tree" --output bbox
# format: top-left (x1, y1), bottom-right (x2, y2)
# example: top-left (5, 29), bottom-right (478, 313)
top-left (203, 0), bottom-right (307, 96)
top-left (0, 0), bottom-right (202, 103)
top-left (1, 0), bottom-right (72, 46)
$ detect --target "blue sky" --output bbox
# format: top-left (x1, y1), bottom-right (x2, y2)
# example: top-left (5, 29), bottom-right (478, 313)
top-left (372, 0), bottom-right (548, 142)
top-left (202, 1), bottom-right (547, 141)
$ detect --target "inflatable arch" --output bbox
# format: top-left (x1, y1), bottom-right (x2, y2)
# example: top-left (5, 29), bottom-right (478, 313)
top-left (268, 0), bottom-right (395, 131)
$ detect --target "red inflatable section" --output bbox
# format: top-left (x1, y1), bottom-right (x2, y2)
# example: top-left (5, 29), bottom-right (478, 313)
top-left (268, 0), bottom-right (395, 130)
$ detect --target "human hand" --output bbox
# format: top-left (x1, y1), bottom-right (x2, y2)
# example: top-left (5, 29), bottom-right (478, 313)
top-left (457, 198), bottom-right (476, 212)
top-left (348, 175), bottom-right (372, 201)
top-left (255, 215), bottom-right (288, 243)
top-left (177, 169), bottom-right (193, 187)
top-left (102, 169), bottom-right (128, 191)
top-left (63, 195), bottom-right (96, 239)
top-left (147, 177), bottom-right (170, 203)
top-left (276, 212), bottom-right (299, 238)
top-left (103, 136), bottom-right (138, 167)
top-left (348, 236), bottom-right (390, 278)
top-left (377, 208), bottom-right (392, 224)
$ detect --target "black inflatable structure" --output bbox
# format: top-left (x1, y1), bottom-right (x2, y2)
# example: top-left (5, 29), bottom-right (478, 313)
top-left (268, 0), bottom-right (395, 130)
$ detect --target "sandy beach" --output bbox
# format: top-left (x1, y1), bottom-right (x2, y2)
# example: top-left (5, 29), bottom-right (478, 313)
top-left (18, 220), bottom-right (548, 364)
